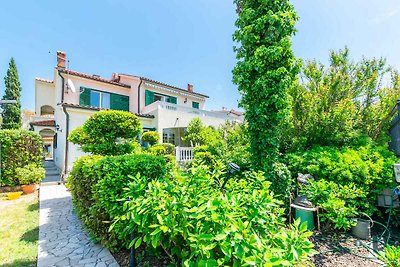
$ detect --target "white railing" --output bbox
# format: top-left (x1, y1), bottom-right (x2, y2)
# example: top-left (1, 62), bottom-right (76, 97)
top-left (142, 101), bottom-right (241, 122)
top-left (175, 147), bottom-right (194, 162)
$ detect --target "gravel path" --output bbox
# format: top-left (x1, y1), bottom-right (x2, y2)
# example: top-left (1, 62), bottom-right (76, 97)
top-left (38, 185), bottom-right (119, 267)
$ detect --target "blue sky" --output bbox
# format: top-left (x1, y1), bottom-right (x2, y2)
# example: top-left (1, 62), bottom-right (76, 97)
top-left (0, 1), bottom-right (400, 111)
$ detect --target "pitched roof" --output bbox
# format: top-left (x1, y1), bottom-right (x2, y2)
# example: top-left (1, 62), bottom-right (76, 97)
top-left (30, 119), bottom-right (55, 127)
top-left (35, 77), bottom-right (54, 83)
top-left (59, 69), bottom-right (131, 88)
top-left (119, 73), bottom-right (209, 98)
top-left (62, 103), bottom-right (155, 118)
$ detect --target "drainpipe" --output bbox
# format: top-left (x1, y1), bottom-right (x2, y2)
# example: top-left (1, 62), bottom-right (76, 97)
top-left (137, 79), bottom-right (143, 114)
top-left (58, 70), bottom-right (70, 183)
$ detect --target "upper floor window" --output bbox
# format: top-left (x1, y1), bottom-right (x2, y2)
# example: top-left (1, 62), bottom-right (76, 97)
top-left (90, 90), bottom-right (110, 109)
top-left (80, 87), bottom-right (129, 111)
top-left (192, 101), bottom-right (200, 109)
top-left (145, 90), bottom-right (177, 106)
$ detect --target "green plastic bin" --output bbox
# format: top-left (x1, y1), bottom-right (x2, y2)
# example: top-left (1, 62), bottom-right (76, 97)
top-left (295, 207), bottom-right (314, 230)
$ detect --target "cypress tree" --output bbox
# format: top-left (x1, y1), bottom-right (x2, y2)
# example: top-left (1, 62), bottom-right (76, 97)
top-left (2, 58), bottom-right (22, 129)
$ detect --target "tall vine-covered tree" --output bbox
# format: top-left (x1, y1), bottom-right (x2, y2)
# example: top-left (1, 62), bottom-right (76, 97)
top-left (2, 58), bottom-right (22, 129)
top-left (232, 0), bottom-right (299, 171)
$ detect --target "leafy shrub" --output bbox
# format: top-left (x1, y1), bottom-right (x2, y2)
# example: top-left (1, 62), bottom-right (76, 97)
top-left (147, 144), bottom-right (166, 156)
top-left (287, 145), bottom-right (397, 215)
top-left (141, 131), bottom-right (159, 145)
top-left (92, 154), bottom-right (167, 249)
top-left (16, 164), bottom-right (45, 185)
top-left (66, 156), bottom-right (109, 244)
top-left (300, 180), bottom-right (365, 230)
top-left (0, 129), bottom-right (43, 186)
top-left (378, 245), bottom-right (400, 267)
top-left (68, 110), bottom-right (142, 155)
top-left (267, 162), bottom-right (293, 204)
top-left (284, 48), bottom-right (400, 151)
top-left (114, 167), bottom-right (316, 266)
top-left (161, 143), bottom-right (175, 155)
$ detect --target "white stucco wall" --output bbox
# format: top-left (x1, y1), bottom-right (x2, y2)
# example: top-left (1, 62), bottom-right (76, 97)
top-left (35, 80), bottom-right (55, 115)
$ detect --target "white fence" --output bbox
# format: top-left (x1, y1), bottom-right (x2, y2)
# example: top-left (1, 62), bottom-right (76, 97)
top-left (175, 147), bottom-right (194, 162)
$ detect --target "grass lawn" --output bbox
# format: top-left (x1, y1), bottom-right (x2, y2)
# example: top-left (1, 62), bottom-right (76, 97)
top-left (0, 191), bottom-right (39, 267)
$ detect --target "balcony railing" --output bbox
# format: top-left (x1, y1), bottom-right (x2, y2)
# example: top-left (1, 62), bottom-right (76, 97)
top-left (142, 101), bottom-right (239, 121)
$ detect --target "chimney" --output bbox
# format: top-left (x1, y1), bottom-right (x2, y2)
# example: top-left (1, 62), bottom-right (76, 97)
top-left (187, 83), bottom-right (193, 92)
top-left (111, 73), bottom-right (120, 82)
top-left (57, 51), bottom-right (66, 69)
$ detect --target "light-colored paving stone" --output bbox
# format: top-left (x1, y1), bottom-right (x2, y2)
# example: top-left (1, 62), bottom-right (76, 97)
top-left (37, 185), bottom-right (119, 267)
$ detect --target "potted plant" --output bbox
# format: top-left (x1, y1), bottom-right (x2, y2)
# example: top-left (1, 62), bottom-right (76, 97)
top-left (141, 131), bottom-right (160, 147)
top-left (16, 164), bottom-right (46, 194)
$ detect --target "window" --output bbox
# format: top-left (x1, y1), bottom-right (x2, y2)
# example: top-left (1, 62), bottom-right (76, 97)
top-left (192, 101), bottom-right (200, 109)
top-left (163, 132), bottom-right (175, 144)
top-left (90, 90), bottom-right (110, 109)
top-left (80, 87), bottom-right (129, 111)
top-left (145, 90), bottom-right (177, 106)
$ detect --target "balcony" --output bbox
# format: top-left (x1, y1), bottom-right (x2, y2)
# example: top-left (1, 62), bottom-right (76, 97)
top-left (141, 101), bottom-right (239, 121)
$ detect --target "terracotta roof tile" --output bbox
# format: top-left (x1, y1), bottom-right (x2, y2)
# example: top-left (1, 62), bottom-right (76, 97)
top-left (119, 73), bottom-right (209, 98)
top-left (62, 103), bottom-right (155, 118)
top-left (35, 77), bottom-right (54, 83)
top-left (59, 69), bottom-right (131, 88)
top-left (30, 119), bottom-right (55, 127)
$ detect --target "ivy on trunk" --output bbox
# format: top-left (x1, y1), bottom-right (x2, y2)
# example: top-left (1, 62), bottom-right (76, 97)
top-left (232, 0), bottom-right (298, 172)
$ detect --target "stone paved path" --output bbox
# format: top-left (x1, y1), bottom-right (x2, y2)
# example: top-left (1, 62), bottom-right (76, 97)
top-left (38, 185), bottom-right (119, 267)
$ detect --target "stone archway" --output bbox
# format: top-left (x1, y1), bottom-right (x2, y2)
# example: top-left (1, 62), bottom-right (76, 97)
top-left (39, 128), bottom-right (56, 159)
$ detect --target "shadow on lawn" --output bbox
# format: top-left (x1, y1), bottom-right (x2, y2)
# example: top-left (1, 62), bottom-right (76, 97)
top-left (27, 202), bottom-right (39, 212)
top-left (20, 226), bottom-right (39, 243)
top-left (0, 259), bottom-right (36, 267)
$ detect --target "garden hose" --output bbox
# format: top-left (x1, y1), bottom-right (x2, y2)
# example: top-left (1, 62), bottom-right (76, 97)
top-left (315, 188), bottom-right (399, 261)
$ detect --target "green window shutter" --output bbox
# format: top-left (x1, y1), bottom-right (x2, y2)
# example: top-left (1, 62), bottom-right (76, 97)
top-left (170, 96), bottom-right (177, 104)
top-left (79, 87), bottom-right (91, 106)
top-left (110, 93), bottom-right (129, 111)
top-left (145, 90), bottom-right (155, 106)
top-left (192, 101), bottom-right (199, 109)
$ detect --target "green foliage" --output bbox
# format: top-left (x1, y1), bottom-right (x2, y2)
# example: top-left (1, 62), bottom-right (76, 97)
top-left (287, 145), bottom-right (397, 217)
top-left (233, 0), bottom-right (298, 171)
top-left (15, 164), bottom-right (45, 185)
top-left (147, 144), bottom-right (166, 156)
top-left (114, 167), bottom-right (315, 266)
top-left (141, 131), bottom-right (159, 145)
top-left (0, 129), bottom-right (43, 186)
top-left (283, 48), bottom-right (400, 151)
top-left (68, 154), bottom-right (167, 251)
top-left (183, 118), bottom-right (205, 146)
top-left (378, 245), bottom-right (400, 267)
top-left (161, 143), bottom-right (175, 155)
top-left (68, 110), bottom-right (142, 155)
top-left (191, 121), bottom-right (252, 172)
top-left (268, 162), bottom-right (292, 204)
top-left (66, 156), bottom-right (108, 244)
top-left (92, 154), bottom-right (166, 250)
top-left (2, 58), bottom-right (21, 129)
top-left (300, 180), bottom-right (365, 230)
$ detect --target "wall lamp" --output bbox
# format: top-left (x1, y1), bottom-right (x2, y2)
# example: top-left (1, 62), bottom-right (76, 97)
top-left (56, 124), bottom-right (62, 132)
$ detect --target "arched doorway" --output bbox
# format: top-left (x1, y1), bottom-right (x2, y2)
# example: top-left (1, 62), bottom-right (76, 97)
top-left (39, 128), bottom-right (56, 159)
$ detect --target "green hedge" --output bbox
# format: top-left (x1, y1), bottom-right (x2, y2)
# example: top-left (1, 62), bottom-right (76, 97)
top-left (66, 156), bottom-right (108, 243)
top-left (0, 129), bottom-right (43, 186)
top-left (68, 153), bottom-right (167, 250)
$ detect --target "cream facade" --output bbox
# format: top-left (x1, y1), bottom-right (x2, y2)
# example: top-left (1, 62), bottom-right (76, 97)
top-left (31, 51), bottom-right (242, 178)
